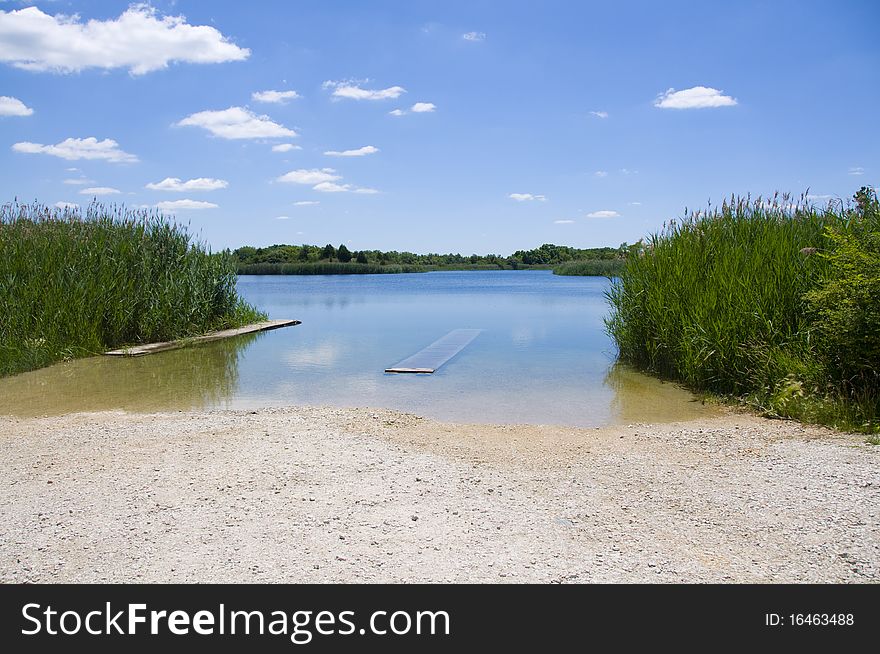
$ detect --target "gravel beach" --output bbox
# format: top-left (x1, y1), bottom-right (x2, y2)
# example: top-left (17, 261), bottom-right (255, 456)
top-left (1, 407), bottom-right (877, 583)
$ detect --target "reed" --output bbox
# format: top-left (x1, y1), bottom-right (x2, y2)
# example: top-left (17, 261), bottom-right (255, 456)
top-left (0, 201), bottom-right (266, 377)
top-left (606, 191), bottom-right (879, 432)
top-left (553, 258), bottom-right (624, 277)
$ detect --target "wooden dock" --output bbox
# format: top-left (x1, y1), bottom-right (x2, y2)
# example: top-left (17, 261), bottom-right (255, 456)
top-left (104, 319), bottom-right (300, 357)
top-left (385, 329), bottom-right (482, 373)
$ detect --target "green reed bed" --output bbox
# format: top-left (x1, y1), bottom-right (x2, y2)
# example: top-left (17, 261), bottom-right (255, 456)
top-left (553, 258), bottom-right (624, 277)
top-left (606, 190), bottom-right (880, 433)
top-left (0, 201), bottom-right (266, 377)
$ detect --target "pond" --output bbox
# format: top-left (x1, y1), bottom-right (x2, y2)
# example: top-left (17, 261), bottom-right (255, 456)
top-left (0, 271), bottom-right (716, 426)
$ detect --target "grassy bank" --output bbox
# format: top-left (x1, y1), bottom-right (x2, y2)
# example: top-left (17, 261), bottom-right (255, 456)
top-left (553, 259), bottom-right (624, 276)
top-left (0, 202), bottom-right (266, 377)
top-left (606, 190), bottom-right (880, 433)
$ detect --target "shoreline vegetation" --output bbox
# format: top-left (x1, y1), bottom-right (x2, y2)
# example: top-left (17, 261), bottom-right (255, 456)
top-left (0, 201), bottom-right (266, 377)
top-left (233, 242), bottom-right (625, 276)
top-left (2, 190), bottom-right (877, 438)
top-left (606, 189), bottom-right (879, 434)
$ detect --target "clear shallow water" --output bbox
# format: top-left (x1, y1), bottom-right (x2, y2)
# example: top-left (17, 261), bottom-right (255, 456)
top-left (0, 271), bottom-right (716, 426)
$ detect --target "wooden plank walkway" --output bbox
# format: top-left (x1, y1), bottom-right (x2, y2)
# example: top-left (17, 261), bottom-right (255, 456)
top-left (104, 319), bottom-right (300, 356)
top-left (385, 329), bottom-right (482, 373)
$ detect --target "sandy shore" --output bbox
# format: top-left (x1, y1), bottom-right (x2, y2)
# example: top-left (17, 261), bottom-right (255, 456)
top-left (1, 407), bottom-right (877, 583)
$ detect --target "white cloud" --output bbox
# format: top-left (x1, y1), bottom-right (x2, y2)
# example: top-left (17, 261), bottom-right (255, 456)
top-left (554, 219), bottom-right (575, 224)
top-left (324, 145), bottom-right (379, 157)
top-left (848, 167), bottom-right (865, 176)
top-left (293, 201), bottom-right (320, 206)
top-left (629, 201), bottom-right (642, 206)
top-left (323, 80), bottom-right (405, 101)
top-left (62, 177), bottom-right (94, 185)
top-left (0, 95), bottom-right (32, 116)
top-left (278, 167), bottom-right (376, 194)
top-left (12, 137), bottom-right (137, 162)
top-left (79, 186), bottom-right (120, 196)
top-left (462, 31), bottom-right (486, 42)
top-left (277, 168), bottom-right (341, 185)
top-left (176, 106), bottom-right (296, 140)
top-left (387, 100), bottom-right (436, 117)
top-left (156, 199), bottom-right (218, 211)
top-left (251, 90), bottom-right (300, 104)
top-left (0, 5), bottom-right (249, 75)
top-left (654, 86), bottom-right (737, 109)
top-left (509, 193), bottom-right (546, 202)
top-left (594, 171), bottom-right (608, 178)
top-left (274, 216), bottom-right (290, 220)
top-left (313, 182), bottom-right (379, 194)
top-left (586, 210), bottom-right (619, 218)
top-left (589, 110), bottom-right (608, 119)
top-left (54, 201), bottom-right (78, 210)
top-left (146, 177), bottom-right (228, 192)
top-left (313, 181), bottom-right (349, 193)
top-left (272, 143), bottom-right (301, 153)
top-left (509, 192), bottom-right (545, 202)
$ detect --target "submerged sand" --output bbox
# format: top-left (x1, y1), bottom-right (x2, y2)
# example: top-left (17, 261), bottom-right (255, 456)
top-left (0, 407), bottom-right (877, 583)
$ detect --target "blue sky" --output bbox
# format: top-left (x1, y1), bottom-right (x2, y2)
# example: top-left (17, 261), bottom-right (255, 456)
top-left (1, 1), bottom-right (878, 254)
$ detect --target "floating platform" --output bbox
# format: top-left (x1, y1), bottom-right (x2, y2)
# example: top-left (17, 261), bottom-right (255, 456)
top-left (385, 329), bottom-right (482, 373)
top-left (104, 319), bottom-right (300, 357)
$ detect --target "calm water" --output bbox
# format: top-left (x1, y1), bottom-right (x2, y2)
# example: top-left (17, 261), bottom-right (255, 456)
top-left (0, 271), bottom-right (715, 426)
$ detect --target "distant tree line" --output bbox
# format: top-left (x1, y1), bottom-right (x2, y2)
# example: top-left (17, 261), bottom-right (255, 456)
top-left (233, 242), bottom-right (625, 272)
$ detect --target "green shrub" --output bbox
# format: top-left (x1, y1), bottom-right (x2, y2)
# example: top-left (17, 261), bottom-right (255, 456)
top-left (606, 191), bottom-right (879, 432)
top-left (805, 187), bottom-right (880, 407)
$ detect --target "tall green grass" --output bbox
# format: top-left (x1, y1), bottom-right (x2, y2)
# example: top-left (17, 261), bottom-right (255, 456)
top-left (606, 192), bottom-right (879, 432)
top-left (0, 201), bottom-right (266, 377)
top-left (553, 258), bottom-right (624, 277)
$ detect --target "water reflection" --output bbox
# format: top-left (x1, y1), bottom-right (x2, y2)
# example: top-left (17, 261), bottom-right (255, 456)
top-left (0, 333), bottom-right (259, 416)
top-left (0, 272), bottom-right (721, 427)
